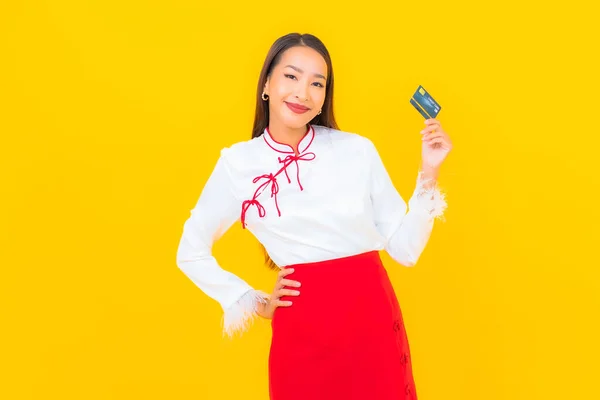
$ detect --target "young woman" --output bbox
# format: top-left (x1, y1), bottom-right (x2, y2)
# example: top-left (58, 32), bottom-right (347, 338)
top-left (176, 33), bottom-right (452, 400)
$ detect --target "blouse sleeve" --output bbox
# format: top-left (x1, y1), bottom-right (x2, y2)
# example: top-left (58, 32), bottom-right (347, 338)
top-left (175, 149), bottom-right (269, 338)
top-left (367, 139), bottom-right (448, 267)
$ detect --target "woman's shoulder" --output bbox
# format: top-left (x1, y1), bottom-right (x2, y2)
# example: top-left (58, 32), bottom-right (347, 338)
top-left (216, 134), bottom-right (281, 185)
top-left (218, 135), bottom-right (264, 163)
top-left (313, 124), bottom-right (376, 152)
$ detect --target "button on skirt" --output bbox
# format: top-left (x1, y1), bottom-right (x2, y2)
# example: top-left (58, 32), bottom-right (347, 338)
top-left (269, 251), bottom-right (418, 400)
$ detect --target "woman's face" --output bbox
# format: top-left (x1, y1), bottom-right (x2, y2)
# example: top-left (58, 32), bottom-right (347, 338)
top-left (264, 46), bottom-right (328, 129)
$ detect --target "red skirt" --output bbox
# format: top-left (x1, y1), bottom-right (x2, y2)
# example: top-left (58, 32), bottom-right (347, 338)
top-left (269, 251), bottom-right (418, 400)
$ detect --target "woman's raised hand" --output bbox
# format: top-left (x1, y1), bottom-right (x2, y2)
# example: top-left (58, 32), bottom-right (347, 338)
top-left (421, 118), bottom-right (453, 170)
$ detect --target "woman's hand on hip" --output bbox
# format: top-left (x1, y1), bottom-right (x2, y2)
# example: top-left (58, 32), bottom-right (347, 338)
top-left (257, 268), bottom-right (301, 319)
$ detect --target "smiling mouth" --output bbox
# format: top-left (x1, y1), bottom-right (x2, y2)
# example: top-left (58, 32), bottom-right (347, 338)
top-left (285, 102), bottom-right (310, 114)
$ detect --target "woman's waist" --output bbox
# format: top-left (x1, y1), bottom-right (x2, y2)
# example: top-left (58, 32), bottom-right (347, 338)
top-left (282, 250), bottom-right (383, 270)
top-left (259, 231), bottom-right (385, 267)
top-left (278, 250), bottom-right (386, 291)
top-left (274, 250), bottom-right (396, 323)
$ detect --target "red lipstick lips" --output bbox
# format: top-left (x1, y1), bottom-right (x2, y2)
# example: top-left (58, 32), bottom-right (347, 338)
top-left (285, 102), bottom-right (310, 114)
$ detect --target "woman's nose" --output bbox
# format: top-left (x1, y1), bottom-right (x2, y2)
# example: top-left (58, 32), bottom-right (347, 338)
top-left (295, 85), bottom-right (309, 101)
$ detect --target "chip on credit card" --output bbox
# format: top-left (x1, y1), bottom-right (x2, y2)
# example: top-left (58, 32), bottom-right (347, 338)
top-left (410, 85), bottom-right (441, 119)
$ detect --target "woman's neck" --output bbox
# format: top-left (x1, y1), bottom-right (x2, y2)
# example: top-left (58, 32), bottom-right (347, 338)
top-left (267, 119), bottom-right (308, 155)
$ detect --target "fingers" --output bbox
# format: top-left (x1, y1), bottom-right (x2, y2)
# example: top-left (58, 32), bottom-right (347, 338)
top-left (279, 278), bottom-right (301, 288)
top-left (427, 137), bottom-right (450, 149)
top-left (428, 138), bottom-right (443, 147)
top-left (422, 118), bottom-right (442, 135)
top-left (423, 123), bottom-right (440, 131)
top-left (271, 268), bottom-right (300, 308)
top-left (276, 268), bottom-right (301, 289)
top-left (426, 136), bottom-right (445, 143)
top-left (421, 125), bottom-right (442, 135)
top-left (269, 289), bottom-right (297, 308)
top-left (277, 288), bottom-right (300, 297)
top-left (277, 268), bottom-right (295, 278)
top-left (422, 132), bottom-right (445, 141)
top-left (274, 299), bottom-right (294, 307)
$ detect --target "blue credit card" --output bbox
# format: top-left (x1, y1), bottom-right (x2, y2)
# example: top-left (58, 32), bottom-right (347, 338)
top-left (410, 85), bottom-right (441, 119)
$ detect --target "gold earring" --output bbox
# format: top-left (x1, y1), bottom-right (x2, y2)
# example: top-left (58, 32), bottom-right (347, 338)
top-left (262, 92), bottom-right (269, 101)
top-left (318, 109), bottom-right (322, 115)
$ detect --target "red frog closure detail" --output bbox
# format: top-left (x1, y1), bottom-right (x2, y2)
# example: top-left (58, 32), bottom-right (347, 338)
top-left (240, 125), bottom-right (316, 228)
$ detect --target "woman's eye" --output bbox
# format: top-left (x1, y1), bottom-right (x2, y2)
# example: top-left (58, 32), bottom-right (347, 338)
top-left (284, 74), bottom-right (323, 88)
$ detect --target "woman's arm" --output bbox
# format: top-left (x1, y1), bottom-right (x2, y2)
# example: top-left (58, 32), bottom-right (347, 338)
top-left (367, 139), bottom-right (447, 267)
top-left (176, 149), bottom-right (269, 338)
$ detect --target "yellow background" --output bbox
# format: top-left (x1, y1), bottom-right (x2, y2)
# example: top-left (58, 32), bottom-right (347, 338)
top-left (1, 1), bottom-right (598, 399)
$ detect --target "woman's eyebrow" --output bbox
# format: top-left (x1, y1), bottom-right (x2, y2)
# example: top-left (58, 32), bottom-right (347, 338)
top-left (284, 64), bottom-right (326, 80)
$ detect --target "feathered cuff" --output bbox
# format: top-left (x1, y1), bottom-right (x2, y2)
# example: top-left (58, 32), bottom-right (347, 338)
top-left (411, 170), bottom-right (448, 221)
top-left (222, 289), bottom-right (270, 338)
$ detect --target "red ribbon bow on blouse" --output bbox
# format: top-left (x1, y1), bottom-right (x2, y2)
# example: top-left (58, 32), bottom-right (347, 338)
top-left (241, 151), bottom-right (316, 228)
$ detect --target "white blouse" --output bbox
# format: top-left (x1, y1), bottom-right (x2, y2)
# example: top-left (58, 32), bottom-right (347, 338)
top-left (175, 124), bottom-right (447, 337)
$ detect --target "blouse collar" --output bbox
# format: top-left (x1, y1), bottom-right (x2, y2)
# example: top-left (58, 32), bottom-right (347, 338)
top-left (263, 124), bottom-right (315, 154)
